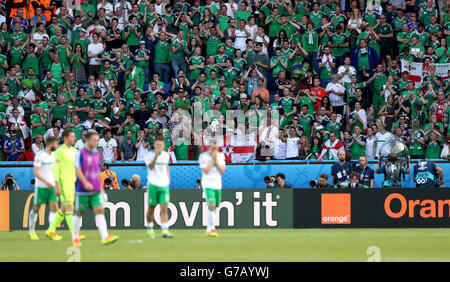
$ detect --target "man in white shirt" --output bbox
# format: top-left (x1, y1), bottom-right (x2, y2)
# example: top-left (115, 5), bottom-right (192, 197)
top-left (255, 26), bottom-right (270, 55)
top-left (326, 73), bottom-right (346, 116)
top-left (375, 121), bottom-right (395, 158)
top-left (285, 127), bottom-right (300, 160)
top-left (87, 32), bottom-right (104, 76)
top-left (199, 141), bottom-right (226, 237)
top-left (233, 19), bottom-right (250, 52)
top-left (144, 136), bottom-right (172, 239)
top-left (28, 136), bottom-right (60, 240)
top-left (98, 129), bottom-right (118, 162)
top-left (75, 131), bottom-right (87, 150)
top-left (337, 57), bottom-right (356, 84)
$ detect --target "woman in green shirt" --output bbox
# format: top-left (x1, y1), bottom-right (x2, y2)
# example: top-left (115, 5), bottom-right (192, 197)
top-left (426, 131), bottom-right (442, 159)
top-left (70, 43), bottom-right (87, 83)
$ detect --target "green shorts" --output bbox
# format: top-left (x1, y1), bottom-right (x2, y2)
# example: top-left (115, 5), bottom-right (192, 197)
top-left (75, 193), bottom-right (104, 212)
top-left (205, 188), bottom-right (222, 207)
top-left (147, 183), bottom-right (170, 206)
top-left (34, 187), bottom-right (57, 206)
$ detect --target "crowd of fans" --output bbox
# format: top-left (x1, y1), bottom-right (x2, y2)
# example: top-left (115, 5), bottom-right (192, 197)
top-left (0, 0), bottom-right (450, 163)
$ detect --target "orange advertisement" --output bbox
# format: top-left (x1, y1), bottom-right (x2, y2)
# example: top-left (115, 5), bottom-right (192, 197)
top-left (0, 191), bottom-right (10, 231)
top-left (321, 193), bottom-right (351, 224)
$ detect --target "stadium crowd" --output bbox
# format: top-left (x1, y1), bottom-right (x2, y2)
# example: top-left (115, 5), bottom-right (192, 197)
top-left (0, 0), bottom-right (449, 162)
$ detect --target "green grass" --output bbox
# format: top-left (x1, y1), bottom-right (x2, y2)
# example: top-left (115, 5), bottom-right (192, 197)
top-left (1, 229), bottom-right (450, 262)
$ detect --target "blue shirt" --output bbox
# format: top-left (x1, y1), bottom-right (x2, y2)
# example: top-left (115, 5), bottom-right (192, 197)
top-left (413, 160), bottom-right (438, 187)
top-left (355, 166), bottom-right (374, 188)
top-left (331, 161), bottom-right (353, 185)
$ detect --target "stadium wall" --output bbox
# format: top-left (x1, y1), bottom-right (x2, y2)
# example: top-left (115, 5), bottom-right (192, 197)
top-left (2, 160), bottom-right (450, 190)
top-left (4, 189), bottom-right (450, 231)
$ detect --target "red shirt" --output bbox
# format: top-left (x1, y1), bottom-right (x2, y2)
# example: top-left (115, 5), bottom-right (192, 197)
top-left (436, 101), bottom-right (445, 122)
top-left (311, 87), bottom-right (327, 112)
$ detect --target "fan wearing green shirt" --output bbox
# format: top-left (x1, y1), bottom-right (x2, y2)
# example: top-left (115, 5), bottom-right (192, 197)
top-left (171, 30), bottom-right (189, 76)
top-left (118, 114), bottom-right (141, 143)
top-left (172, 88), bottom-right (191, 113)
top-left (270, 48), bottom-right (288, 79)
top-left (30, 105), bottom-right (48, 140)
top-left (149, 30), bottom-right (177, 83)
top-left (328, 25), bottom-right (349, 67)
top-left (54, 36), bottom-right (72, 72)
top-left (235, 1), bottom-right (252, 24)
top-left (308, 3), bottom-right (325, 29)
top-left (90, 89), bottom-right (108, 120)
top-left (376, 14), bottom-right (394, 67)
top-left (188, 46), bottom-right (205, 82)
top-left (425, 131), bottom-right (442, 159)
top-left (134, 41), bottom-right (151, 84)
top-left (123, 15), bottom-right (142, 54)
top-left (204, 25), bottom-right (225, 58)
top-left (21, 42), bottom-right (40, 77)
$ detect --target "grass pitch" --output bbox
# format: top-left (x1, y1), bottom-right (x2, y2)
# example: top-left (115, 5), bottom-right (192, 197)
top-left (1, 228), bottom-right (450, 262)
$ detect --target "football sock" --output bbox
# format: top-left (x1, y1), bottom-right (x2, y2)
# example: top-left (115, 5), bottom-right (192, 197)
top-left (28, 210), bottom-right (38, 233)
top-left (95, 214), bottom-right (108, 240)
top-left (147, 222), bottom-right (154, 231)
top-left (49, 210), bottom-right (64, 232)
top-left (65, 211), bottom-right (74, 235)
top-left (207, 209), bottom-right (215, 232)
top-left (161, 222), bottom-right (168, 231)
top-left (72, 215), bottom-right (82, 240)
top-left (48, 211), bottom-right (56, 229)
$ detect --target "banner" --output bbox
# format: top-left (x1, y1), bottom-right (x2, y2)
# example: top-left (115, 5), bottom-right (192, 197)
top-left (10, 189), bottom-right (293, 230)
top-left (401, 60), bottom-right (450, 85)
top-left (203, 134), bottom-right (256, 163)
top-left (293, 189), bottom-right (450, 228)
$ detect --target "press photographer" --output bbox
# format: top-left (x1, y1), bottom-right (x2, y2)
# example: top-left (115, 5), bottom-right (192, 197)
top-left (122, 174), bottom-right (146, 190)
top-left (310, 174), bottom-right (333, 188)
top-left (1, 174), bottom-right (20, 190)
top-left (265, 173), bottom-right (292, 188)
top-left (336, 172), bottom-right (369, 188)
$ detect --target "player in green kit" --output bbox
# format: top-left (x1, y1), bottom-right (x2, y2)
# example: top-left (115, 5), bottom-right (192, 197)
top-left (199, 141), bottom-right (226, 237)
top-left (48, 130), bottom-right (83, 240)
top-left (144, 136), bottom-right (173, 239)
top-left (28, 137), bottom-right (60, 240)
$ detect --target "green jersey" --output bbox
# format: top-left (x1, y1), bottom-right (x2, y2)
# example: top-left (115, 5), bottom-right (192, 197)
top-left (325, 121), bottom-right (342, 139)
top-left (30, 113), bottom-right (48, 138)
top-left (426, 140), bottom-right (441, 159)
top-left (308, 12), bottom-right (324, 29)
top-left (298, 113), bottom-right (314, 136)
top-left (330, 33), bottom-right (349, 57)
top-left (154, 39), bottom-right (171, 64)
top-left (302, 29), bottom-right (319, 52)
top-left (171, 38), bottom-right (187, 61)
top-left (270, 56), bottom-right (288, 78)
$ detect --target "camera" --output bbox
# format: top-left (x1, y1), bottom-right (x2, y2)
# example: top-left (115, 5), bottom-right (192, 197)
top-left (337, 182), bottom-right (358, 188)
top-left (264, 176), bottom-right (276, 184)
top-left (121, 179), bottom-right (131, 187)
top-left (195, 178), bottom-right (202, 189)
top-left (104, 178), bottom-right (114, 190)
top-left (309, 179), bottom-right (319, 188)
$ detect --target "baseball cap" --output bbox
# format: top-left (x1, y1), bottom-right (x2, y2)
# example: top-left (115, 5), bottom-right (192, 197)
top-left (240, 93), bottom-right (247, 99)
top-left (113, 107), bottom-right (120, 115)
top-left (140, 40), bottom-right (146, 45)
top-left (78, 28), bottom-right (86, 33)
top-left (104, 117), bottom-right (111, 123)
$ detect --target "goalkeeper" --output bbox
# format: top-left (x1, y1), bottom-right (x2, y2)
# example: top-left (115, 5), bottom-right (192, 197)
top-left (47, 130), bottom-right (82, 240)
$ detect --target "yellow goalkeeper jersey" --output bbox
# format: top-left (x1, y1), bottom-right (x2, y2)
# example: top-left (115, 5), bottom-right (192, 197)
top-left (52, 144), bottom-right (78, 188)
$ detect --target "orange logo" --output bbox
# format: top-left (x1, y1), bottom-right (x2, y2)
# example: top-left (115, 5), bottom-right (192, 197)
top-left (321, 193), bottom-right (351, 224)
